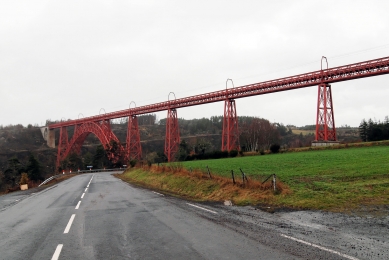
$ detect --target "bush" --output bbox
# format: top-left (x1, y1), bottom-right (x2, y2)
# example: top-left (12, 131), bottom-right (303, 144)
top-left (129, 160), bottom-right (137, 168)
top-left (229, 150), bottom-right (238, 157)
top-left (270, 144), bottom-right (281, 154)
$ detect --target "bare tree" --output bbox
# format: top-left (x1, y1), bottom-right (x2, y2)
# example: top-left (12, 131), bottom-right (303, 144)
top-left (240, 118), bottom-right (280, 152)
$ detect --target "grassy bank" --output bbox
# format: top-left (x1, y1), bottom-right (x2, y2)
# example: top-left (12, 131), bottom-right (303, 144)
top-left (115, 166), bottom-right (290, 205)
top-left (181, 146), bottom-right (389, 211)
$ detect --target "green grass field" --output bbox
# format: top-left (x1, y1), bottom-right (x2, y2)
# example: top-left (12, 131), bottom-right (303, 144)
top-left (291, 129), bottom-right (315, 135)
top-left (180, 146), bottom-right (389, 211)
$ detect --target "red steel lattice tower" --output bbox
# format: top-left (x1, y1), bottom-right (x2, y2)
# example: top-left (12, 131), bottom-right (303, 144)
top-left (222, 99), bottom-right (240, 151)
top-left (126, 115), bottom-right (142, 161)
top-left (164, 108), bottom-right (180, 162)
top-left (315, 83), bottom-right (337, 141)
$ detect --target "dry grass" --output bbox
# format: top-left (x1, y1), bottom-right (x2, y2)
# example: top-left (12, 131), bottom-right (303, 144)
top-left (115, 164), bottom-right (290, 206)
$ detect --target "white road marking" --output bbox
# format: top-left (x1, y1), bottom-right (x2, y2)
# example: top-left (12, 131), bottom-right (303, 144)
top-left (87, 184), bottom-right (89, 188)
top-left (85, 188), bottom-right (88, 192)
top-left (75, 201), bottom-right (81, 209)
top-left (152, 191), bottom-right (164, 196)
top-left (187, 203), bottom-right (218, 214)
top-left (280, 234), bottom-right (360, 260)
top-left (64, 214), bottom-right (76, 234)
top-left (51, 244), bottom-right (63, 260)
top-left (81, 193), bottom-right (85, 199)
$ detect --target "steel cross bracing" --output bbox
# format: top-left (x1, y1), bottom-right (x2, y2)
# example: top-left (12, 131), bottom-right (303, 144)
top-left (316, 84), bottom-right (336, 141)
top-left (126, 115), bottom-right (142, 161)
top-left (164, 108), bottom-right (180, 162)
top-left (50, 56), bottom-right (389, 129)
top-left (222, 99), bottom-right (240, 151)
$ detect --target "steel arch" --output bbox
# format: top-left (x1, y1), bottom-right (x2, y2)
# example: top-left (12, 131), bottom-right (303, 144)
top-left (57, 120), bottom-right (124, 168)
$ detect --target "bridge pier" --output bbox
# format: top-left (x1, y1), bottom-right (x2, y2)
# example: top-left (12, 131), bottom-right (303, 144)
top-left (126, 115), bottom-right (142, 161)
top-left (314, 83), bottom-right (339, 145)
top-left (165, 108), bottom-right (180, 162)
top-left (40, 126), bottom-right (55, 148)
top-left (222, 99), bottom-right (240, 151)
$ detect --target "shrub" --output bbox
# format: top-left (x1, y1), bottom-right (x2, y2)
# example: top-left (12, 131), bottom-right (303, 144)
top-left (129, 160), bottom-right (137, 168)
top-left (270, 144), bottom-right (281, 154)
top-left (229, 150), bottom-right (238, 157)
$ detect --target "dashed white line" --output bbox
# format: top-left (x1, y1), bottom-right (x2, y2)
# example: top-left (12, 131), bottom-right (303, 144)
top-left (84, 188), bottom-right (88, 192)
top-left (75, 201), bottom-right (81, 209)
top-left (187, 203), bottom-right (218, 214)
top-left (64, 214), bottom-right (76, 234)
top-left (87, 183), bottom-right (89, 188)
top-left (81, 193), bottom-right (85, 199)
top-left (152, 191), bottom-right (164, 196)
top-left (51, 244), bottom-right (63, 260)
top-left (280, 234), bottom-right (359, 260)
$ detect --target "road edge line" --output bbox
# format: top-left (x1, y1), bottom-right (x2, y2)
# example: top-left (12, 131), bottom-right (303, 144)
top-left (187, 203), bottom-right (218, 214)
top-left (280, 234), bottom-right (359, 260)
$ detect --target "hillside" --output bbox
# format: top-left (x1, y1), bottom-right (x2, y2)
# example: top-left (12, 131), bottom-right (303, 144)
top-left (0, 116), bottom-right (361, 192)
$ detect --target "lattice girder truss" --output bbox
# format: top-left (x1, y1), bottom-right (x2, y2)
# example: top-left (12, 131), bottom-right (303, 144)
top-left (316, 83), bottom-right (337, 141)
top-left (164, 108), bottom-right (180, 162)
top-left (49, 56), bottom-right (389, 130)
top-left (126, 115), bottom-right (142, 162)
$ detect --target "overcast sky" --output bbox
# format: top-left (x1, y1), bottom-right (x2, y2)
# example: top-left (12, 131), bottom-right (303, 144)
top-left (1, 0), bottom-right (389, 127)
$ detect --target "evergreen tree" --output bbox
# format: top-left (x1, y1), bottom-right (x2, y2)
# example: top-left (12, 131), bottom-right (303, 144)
top-left (367, 119), bottom-right (375, 141)
top-left (93, 145), bottom-right (106, 168)
top-left (4, 157), bottom-right (22, 186)
top-left (359, 119), bottom-right (368, 142)
top-left (83, 152), bottom-right (93, 168)
top-left (67, 153), bottom-right (83, 171)
top-left (178, 140), bottom-right (191, 161)
top-left (26, 153), bottom-right (42, 181)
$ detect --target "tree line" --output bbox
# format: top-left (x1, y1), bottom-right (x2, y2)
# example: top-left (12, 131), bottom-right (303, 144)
top-left (1, 114), bottom-right (356, 192)
top-left (0, 153), bottom-right (43, 191)
top-left (359, 117), bottom-right (389, 142)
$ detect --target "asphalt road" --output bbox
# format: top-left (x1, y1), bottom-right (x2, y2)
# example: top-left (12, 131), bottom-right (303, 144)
top-left (0, 172), bottom-right (387, 259)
